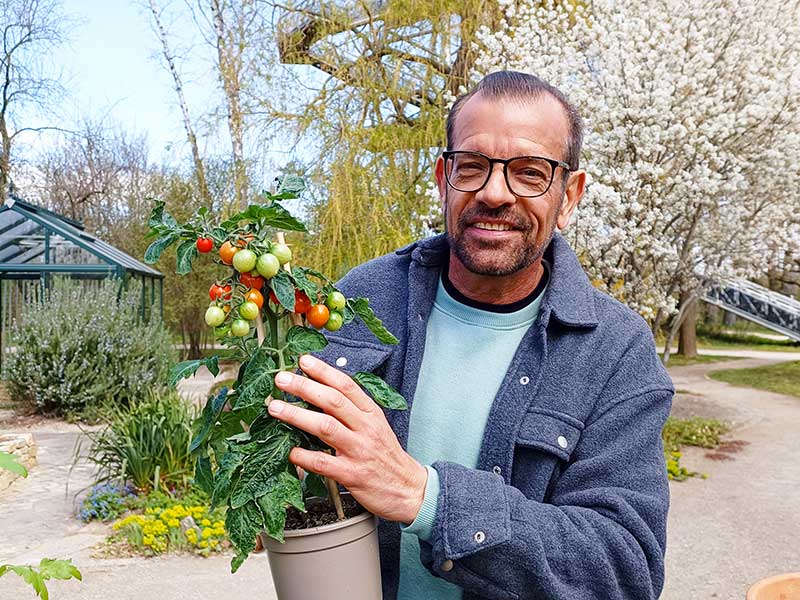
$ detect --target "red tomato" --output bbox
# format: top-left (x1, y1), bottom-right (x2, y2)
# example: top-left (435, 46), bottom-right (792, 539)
top-left (306, 304), bottom-right (330, 329)
top-left (269, 290), bottom-right (279, 305)
top-left (209, 283), bottom-right (232, 301)
top-left (196, 237), bottom-right (214, 253)
top-left (239, 272), bottom-right (264, 290)
top-left (294, 290), bottom-right (312, 314)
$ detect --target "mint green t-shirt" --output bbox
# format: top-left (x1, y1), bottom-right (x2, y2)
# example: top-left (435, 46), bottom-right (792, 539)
top-left (397, 265), bottom-right (548, 600)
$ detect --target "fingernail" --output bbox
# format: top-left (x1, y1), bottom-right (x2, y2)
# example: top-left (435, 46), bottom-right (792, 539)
top-left (275, 372), bottom-right (292, 385)
top-left (269, 400), bottom-right (284, 414)
top-left (299, 354), bottom-right (316, 368)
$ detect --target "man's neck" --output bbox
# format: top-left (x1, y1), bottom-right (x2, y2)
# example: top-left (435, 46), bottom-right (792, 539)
top-left (446, 250), bottom-right (545, 306)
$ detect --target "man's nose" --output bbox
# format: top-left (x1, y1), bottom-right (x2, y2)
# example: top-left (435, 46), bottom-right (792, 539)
top-left (475, 164), bottom-right (516, 208)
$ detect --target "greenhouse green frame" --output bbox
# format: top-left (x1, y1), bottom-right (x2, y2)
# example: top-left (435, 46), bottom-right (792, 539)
top-left (0, 194), bottom-right (164, 368)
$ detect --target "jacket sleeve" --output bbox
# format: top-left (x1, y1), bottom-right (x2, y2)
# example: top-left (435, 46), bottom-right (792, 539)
top-left (419, 387), bottom-right (673, 600)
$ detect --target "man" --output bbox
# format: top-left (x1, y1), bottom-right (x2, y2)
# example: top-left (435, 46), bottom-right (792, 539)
top-left (267, 71), bottom-right (674, 600)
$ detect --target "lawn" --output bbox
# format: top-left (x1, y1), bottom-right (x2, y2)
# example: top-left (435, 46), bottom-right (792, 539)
top-left (709, 360), bottom-right (800, 399)
top-left (663, 354), bottom-right (741, 367)
top-left (696, 325), bottom-right (800, 353)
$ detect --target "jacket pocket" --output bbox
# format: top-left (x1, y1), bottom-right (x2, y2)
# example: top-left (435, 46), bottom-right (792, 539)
top-left (311, 335), bottom-right (394, 377)
top-left (512, 409), bottom-right (584, 502)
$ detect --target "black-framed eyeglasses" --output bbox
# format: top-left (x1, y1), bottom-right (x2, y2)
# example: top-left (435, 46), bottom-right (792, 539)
top-left (442, 150), bottom-right (571, 198)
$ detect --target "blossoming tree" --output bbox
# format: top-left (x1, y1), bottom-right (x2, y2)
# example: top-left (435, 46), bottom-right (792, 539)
top-left (474, 0), bottom-right (800, 359)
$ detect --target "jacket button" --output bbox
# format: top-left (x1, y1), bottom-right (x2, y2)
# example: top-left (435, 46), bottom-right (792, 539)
top-left (335, 356), bottom-right (347, 367)
top-left (519, 376), bottom-right (530, 385)
top-left (557, 435), bottom-right (568, 449)
top-left (440, 559), bottom-right (454, 572)
top-left (492, 465), bottom-right (502, 475)
top-left (474, 531), bottom-right (486, 543)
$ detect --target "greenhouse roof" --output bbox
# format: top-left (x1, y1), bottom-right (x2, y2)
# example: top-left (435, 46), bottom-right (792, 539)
top-left (0, 194), bottom-right (163, 278)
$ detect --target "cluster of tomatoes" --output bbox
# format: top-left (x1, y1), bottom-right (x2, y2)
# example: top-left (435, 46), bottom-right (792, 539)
top-left (197, 235), bottom-right (346, 337)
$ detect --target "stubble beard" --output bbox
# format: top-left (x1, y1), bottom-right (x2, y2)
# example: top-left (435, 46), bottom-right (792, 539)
top-left (444, 192), bottom-right (558, 277)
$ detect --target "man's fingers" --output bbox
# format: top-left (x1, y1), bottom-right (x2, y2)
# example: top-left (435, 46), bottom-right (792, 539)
top-left (297, 354), bottom-right (375, 413)
top-left (288, 447), bottom-right (349, 485)
top-left (268, 400), bottom-right (357, 450)
top-left (274, 369), bottom-right (364, 429)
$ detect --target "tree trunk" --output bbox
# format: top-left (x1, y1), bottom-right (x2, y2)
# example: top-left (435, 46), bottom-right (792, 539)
top-left (678, 295), bottom-right (698, 357)
top-left (723, 310), bottom-right (737, 327)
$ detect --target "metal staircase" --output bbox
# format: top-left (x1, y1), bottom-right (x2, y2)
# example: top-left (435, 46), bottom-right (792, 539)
top-left (704, 279), bottom-right (800, 342)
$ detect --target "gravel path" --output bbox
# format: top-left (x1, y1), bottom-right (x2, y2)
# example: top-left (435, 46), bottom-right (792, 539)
top-left (1, 353), bottom-right (798, 599)
top-left (662, 354), bottom-right (800, 599)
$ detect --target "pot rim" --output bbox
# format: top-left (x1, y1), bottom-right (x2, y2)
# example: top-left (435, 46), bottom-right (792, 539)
top-left (281, 507), bottom-right (374, 539)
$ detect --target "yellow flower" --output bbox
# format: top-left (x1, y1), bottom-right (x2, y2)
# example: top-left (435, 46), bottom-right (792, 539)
top-left (201, 518), bottom-right (211, 526)
top-left (168, 519), bottom-right (180, 528)
top-left (201, 528), bottom-right (213, 539)
top-left (198, 540), bottom-right (208, 548)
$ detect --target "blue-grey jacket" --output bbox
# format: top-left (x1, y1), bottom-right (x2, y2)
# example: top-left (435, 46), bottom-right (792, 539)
top-left (314, 232), bottom-right (674, 600)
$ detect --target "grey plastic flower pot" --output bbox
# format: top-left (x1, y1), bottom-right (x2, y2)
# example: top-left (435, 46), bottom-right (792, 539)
top-left (261, 508), bottom-right (382, 600)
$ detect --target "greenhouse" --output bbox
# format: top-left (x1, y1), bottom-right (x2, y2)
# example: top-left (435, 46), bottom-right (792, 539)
top-left (0, 193), bottom-right (163, 366)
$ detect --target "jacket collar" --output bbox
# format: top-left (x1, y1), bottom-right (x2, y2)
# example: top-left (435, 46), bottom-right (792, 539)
top-left (397, 232), bottom-right (598, 328)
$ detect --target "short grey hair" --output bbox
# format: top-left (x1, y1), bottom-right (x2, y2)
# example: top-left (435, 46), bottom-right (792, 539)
top-left (446, 71), bottom-right (583, 172)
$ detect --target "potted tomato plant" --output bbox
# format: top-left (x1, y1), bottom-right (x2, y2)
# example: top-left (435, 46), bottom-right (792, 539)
top-left (145, 175), bottom-right (404, 599)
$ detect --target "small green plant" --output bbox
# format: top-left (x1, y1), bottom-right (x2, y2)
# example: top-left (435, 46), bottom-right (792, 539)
top-left (146, 176), bottom-right (406, 572)
top-left (662, 417), bottom-right (730, 481)
top-left (0, 451), bottom-right (82, 598)
top-left (6, 278), bottom-right (175, 418)
top-left (82, 390), bottom-right (195, 491)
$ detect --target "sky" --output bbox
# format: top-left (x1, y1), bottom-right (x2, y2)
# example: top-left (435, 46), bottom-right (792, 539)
top-left (57, 0), bottom-right (212, 162)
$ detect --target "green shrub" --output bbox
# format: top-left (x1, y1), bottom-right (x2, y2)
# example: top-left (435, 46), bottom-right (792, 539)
top-left (83, 389), bottom-right (195, 491)
top-left (6, 279), bottom-right (175, 417)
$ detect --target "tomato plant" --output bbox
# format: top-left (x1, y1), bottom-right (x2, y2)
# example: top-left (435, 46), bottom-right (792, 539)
top-left (145, 175), bottom-right (404, 574)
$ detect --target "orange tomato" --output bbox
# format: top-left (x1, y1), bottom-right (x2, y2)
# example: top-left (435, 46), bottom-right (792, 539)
top-left (219, 241), bottom-right (239, 265)
top-left (294, 290), bottom-right (312, 314)
top-left (306, 304), bottom-right (330, 329)
top-left (244, 288), bottom-right (264, 309)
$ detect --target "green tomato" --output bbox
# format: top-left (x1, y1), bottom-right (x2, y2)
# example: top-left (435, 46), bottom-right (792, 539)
top-left (231, 319), bottom-right (250, 337)
top-left (204, 306), bottom-right (226, 327)
top-left (256, 253), bottom-right (281, 278)
top-left (233, 249), bottom-right (257, 273)
top-left (269, 243), bottom-right (292, 266)
top-left (324, 311), bottom-right (344, 332)
top-left (325, 291), bottom-right (346, 312)
top-left (214, 324), bottom-right (230, 338)
top-left (239, 301), bottom-right (260, 321)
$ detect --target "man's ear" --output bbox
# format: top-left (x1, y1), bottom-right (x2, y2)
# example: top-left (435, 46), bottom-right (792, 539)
top-left (557, 169), bottom-right (586, 230)
top-left (435, 155), bottom-right (447, 210)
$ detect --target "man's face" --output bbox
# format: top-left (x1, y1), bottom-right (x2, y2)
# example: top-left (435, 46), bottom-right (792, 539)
top-left (435, 93), bottom-right (585, 277)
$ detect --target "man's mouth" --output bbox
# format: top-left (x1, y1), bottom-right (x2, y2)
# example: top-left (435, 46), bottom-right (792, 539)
top-left (471, 222), bottom-right (515, 231)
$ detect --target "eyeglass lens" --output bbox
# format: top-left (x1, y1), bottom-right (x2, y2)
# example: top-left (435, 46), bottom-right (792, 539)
top-left (446, 152), bottom-right (553, 197)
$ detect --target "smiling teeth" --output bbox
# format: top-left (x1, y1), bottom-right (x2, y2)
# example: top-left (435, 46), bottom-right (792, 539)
top-left (474, 222), bottom-right (512, 231)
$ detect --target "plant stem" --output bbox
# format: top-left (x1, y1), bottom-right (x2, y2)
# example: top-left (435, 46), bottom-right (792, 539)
top-left (277, 231), bottom-right (346, 520)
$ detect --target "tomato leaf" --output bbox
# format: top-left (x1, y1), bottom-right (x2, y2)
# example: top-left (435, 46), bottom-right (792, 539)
top-left (351, 297), bottom-right (399, 345)
top-left (226, 501), bottom-right (263, 573)
top-left (190, 387), bottom-right (229, 453)
top-left (147, 200), bottom-right (166, 229)
top-left (275, 174), bottom-right (306, 197)
top-left (234, 350), bottom-right (276, 410)
top-left (0, 450), bottom-right (28, 477)
top-left (169, 356), bottom-right (220, 387)
top-left (176, 239), bottom-right (198, 275)
top-left (353, 371), bottom-right (408, 410)
top-left (256, 470), bottom-right (304, 543)
top-left (211, 450), bottom-right (244, 510)
top-left (343, 298), bottom-right (356, 324)
top-left (270, 270), bottom-right (295, 311)
top-left (194, 453), bottom-right (214, 496)
top-left (229, 426), bottom-right (301, 509)
top-left (302, 472), bottom-right (329, 499)
top-left (286, 326), bottom-right (328, 355)
top-left (290, 267), bottom-right (320, 302)
top-left (144, 232), bottom-right (179, 264)
top-left (221, 203), bottom-right (307, 232)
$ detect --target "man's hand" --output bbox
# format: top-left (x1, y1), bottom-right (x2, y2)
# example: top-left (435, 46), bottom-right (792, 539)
top-left (268, 354), bottom-right (428, 525)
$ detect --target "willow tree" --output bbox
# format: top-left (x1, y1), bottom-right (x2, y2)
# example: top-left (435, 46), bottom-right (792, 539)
top-left (269, 0), bottom-right (504, 277)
